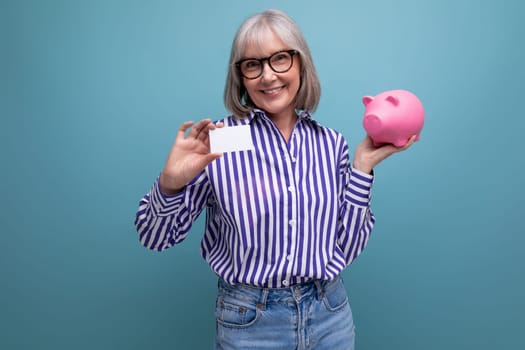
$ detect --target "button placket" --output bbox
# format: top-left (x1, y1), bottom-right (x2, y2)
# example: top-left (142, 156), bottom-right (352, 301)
top-left (282, 124), bottom-right (300, 292)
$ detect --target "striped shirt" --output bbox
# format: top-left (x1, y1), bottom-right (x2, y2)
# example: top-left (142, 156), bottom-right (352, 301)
top-left (135, 109), bottom-right (375, 288)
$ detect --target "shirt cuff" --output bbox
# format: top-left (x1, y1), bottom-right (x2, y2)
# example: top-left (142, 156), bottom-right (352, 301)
top-left (345, 167), bottom-right (374, 206)
top-left (150, 177), bottom-right (185, 216)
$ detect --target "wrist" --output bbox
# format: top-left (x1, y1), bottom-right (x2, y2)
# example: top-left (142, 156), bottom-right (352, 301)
top-left (159, 173), bottom-right (184, 195)
top-left (352, 160), bottom-right (373, 174)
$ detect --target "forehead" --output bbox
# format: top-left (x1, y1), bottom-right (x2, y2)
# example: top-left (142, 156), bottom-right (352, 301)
top-left (242, 29), bottom-right (288, 58)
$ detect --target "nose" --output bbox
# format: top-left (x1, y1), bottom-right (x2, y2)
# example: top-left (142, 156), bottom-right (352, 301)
top-left (260, 60), bottom-right (276, 81)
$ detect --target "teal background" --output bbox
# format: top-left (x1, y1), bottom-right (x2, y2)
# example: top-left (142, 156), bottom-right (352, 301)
top-left (2, 0), bottom-right (524, 349)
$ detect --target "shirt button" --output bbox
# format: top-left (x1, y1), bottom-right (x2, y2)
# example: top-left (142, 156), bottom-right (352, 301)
top-left (287, 255), bottom-right (293, 261)
top-left (289, 219), bottom-right (296, 226)
top-left (282, 280), bottom-right (289, 287)
top-left (288, 186), bottom-right (294, 192)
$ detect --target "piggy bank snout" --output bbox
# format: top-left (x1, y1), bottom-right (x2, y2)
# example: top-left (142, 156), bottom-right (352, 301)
top-left (363, 114), bottom-right (382, 134)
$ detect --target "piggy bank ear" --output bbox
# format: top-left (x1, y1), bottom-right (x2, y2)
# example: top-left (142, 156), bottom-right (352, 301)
top-left (362, 96), bottom-right (374, 106)
top-left (386, 95), bottom-right (399, 106)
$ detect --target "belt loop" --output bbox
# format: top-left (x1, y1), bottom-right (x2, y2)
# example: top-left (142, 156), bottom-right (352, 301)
top-left (257, 288), bottom-right (268, 311)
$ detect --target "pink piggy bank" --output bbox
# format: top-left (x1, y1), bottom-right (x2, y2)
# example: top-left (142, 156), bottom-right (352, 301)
top-left (362, 89), bottom-right (424, 147)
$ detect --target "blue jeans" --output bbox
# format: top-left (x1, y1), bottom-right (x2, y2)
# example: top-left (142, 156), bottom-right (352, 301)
top-left (215, 275), bottom-right (355, 350)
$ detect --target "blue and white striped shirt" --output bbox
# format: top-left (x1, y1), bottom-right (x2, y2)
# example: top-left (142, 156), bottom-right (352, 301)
top-left (135, 110), bottom-right (375, 288)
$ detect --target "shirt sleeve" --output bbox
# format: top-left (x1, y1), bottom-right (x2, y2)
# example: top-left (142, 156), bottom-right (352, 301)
top-left (134, 170), bottom-right (210, 251)
top-left (336, 136), bottom-right (376, 266)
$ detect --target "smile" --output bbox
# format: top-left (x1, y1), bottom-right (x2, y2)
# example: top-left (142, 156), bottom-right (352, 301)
top-left (262, 86), bottom-right (284, 94)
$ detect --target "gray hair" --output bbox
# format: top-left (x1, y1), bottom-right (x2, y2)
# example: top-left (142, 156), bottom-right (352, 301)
top-left (224, 9), bottom-right (321, 118)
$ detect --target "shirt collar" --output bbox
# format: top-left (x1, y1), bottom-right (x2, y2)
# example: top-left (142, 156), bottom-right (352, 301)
top-left (247, 108), bottom-right (315, 124)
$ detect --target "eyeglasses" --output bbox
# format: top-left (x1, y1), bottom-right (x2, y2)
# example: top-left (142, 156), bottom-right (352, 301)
top-left (235, 50), bottom-right (298, 79)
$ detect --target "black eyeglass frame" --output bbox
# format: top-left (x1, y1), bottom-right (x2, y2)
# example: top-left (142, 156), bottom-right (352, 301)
top-left (235, 49), bottom-right (298, 79)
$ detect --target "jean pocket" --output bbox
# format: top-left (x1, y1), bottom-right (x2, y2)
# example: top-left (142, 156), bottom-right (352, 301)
top-left (322, 278), bottom-right (349, 312)
top-left (216, 295), bottom-right (259, 329)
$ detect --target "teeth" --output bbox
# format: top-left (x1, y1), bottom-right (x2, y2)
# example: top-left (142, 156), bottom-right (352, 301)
top-left (264, 87), bottom-right (283, 94)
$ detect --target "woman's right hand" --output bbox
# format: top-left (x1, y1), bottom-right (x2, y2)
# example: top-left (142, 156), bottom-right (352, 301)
top-left (159, 119), bottom-right (223, 195)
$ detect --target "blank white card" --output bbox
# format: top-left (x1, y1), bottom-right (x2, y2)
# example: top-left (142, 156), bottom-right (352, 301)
top-left (209, 125), bottom-right (255, 153)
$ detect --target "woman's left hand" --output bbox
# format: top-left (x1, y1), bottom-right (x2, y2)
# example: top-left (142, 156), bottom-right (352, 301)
top-left (352, 135), bottom-right (417, 174)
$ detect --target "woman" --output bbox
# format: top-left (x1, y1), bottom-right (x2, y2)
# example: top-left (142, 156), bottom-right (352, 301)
top-left (135, 9), bottom-right (415, 349)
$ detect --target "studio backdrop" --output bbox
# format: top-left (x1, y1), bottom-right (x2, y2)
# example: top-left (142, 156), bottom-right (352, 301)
top-left (2, 0), bottom-right (524, 349)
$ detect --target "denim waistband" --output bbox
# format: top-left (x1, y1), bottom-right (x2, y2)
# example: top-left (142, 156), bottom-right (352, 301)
top-left (217, 275), bottom-right (342, 310)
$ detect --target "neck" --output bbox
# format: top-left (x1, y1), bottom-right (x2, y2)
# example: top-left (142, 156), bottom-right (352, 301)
top-left (268, 112), bottom-right (298, 143)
